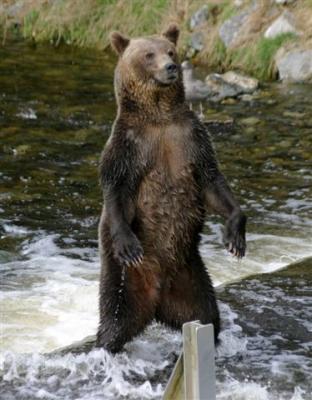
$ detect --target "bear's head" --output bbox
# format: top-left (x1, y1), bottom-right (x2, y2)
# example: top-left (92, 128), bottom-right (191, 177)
top-left (110, 25), bottom-right (183, 111)
top-left (110, 25), bottom-right (180, 87)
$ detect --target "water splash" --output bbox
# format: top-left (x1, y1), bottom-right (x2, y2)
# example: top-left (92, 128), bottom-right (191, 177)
top-left (114, 265), bottom-right (126, 322)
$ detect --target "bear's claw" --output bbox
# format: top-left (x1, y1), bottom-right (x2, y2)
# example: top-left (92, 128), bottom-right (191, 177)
top-left (112, 231), bottom-right (144, 267)
top-left (227, 235), bottom-right (246, 259)
top-left (223, 212), bottom-right (247, 259)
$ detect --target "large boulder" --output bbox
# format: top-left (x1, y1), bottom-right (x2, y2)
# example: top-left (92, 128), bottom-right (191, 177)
top-left (222, 71), bottom-right (259, 93)
top-left (205, 74), bottom-right (242, 101)
top-left (205, 71), bottom-right (259, 101)
top-left (182, 64), bottom-right (258, 102)
top-left (219, 6), bottom-right (255, 48)
top-left (264, 12), bottom-right (298, 39)
top-left (276, 48), bottom-right (312, 82)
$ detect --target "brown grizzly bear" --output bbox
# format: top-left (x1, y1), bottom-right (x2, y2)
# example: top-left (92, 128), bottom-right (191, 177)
top-left (96, 25), bottom-right (246, 353)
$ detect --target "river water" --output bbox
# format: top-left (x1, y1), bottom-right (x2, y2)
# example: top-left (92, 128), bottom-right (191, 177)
top-left (0, 41), bottom-right (311, 399)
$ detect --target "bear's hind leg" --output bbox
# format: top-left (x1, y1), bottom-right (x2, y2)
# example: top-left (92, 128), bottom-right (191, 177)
top-left (97, 257), bottom-right (160, 353)
top-left (155, 253), bottom-right (220, 342)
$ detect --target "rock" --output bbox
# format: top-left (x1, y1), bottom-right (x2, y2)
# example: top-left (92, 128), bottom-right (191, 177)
top-left (189, 31), bottom-right (204, 52)
top-left (265, 99), bottom-right (277, 105)
top-left (14, 144), bottom-right (31, 155)
top-left (219, 7), bottom-right (254, 48)
top-left (74, 129), bottom-right (94, 141)
top-left (183, 66), bottom-right (258, 103)
top-left (244, 126), bottom-right (256, 134)
top-left (221, 98), bottom-right (237, 105)
top-left (264, 12), bottom-right (298, 39)
top-left (189, 5), bottom-right (209, 30)
top-left (222, 71), bottom-right (259, 93)
top-left (240, 116), bottom-right (261, 125)
top-left (240, 94), bottom-right (254, 102)
top-left (205, 74), bottom-right (240, 101)
top-left (204, 71), bottom-right (258, 101)
top-left (182, 61), bottom-right (211, 101)
top-left (276, 49), bottom-right (312, 82)
top-left (282, 111), bottom-right (306, 119)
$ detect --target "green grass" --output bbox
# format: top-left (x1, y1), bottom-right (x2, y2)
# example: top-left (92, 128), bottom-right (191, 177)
top-left (21, 0), bottom-right (172, 49)
top-left (1, 0), bottom-right (305, 81)
top-left (206, 37), bottom-right (227, 69)
top-left (228, 33), bottom-right (297, 80)
top-left (23, 9), bottom-right (39, 39)
top-left (218, 0), bottom-right (236, 23)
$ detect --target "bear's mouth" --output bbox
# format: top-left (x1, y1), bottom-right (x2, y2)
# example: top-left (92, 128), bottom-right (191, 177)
top-left (153, 74), bottom-right (178, 86)
top-left (167, 74), bottom-right (178, 82)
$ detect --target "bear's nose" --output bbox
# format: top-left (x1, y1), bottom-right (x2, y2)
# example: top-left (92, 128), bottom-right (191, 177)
top-left (165, 63), bottom-right (177, 73)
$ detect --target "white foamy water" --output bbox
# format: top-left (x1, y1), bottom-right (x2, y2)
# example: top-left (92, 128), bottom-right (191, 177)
top-left (202, 222), bottom-right (312, 287)
top-left (16, 107), bottom-right (37, 120)
top-left (0, 300), bottom-right (309, 400)
top-left (1, 228), bottom-right (99, 354)
top-left (1, 221), bottom-right (311, 355)
top-left (0, 222), bottom-right (311, 399)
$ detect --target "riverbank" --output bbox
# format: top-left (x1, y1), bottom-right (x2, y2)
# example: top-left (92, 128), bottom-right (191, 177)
top-left (1, 0), bottom-right (312, 82)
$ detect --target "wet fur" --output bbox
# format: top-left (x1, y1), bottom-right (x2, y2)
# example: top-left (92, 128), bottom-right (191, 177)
top-left (97, 27), bottom-right (246, 353)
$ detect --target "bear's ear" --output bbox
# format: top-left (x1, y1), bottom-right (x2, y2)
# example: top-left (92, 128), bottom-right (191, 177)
top-left (162, 24), bottom-right (179, 46)
top-left (109, 31), bottom-right (130, 56)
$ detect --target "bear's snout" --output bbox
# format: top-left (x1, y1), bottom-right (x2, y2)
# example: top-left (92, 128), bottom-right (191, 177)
top-left (165, 63), bottom-right (177, 74)
top-left (154, 61), bottom-right (179, 85)
top-left (164, 62), bottom-right (178, 82)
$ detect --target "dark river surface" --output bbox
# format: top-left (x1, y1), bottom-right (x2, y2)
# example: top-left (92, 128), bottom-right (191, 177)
top-left (0, 40), bottom-right (311, 399)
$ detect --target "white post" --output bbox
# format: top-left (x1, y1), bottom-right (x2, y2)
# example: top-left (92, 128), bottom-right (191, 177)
top-left (183, 322), bottom-right (216, 400)
top-left (162, 321), bottom-right (216, 400)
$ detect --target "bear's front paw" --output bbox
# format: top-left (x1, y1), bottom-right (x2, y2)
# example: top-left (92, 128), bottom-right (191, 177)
top-left (223, 212), bottom-right (247, 259)
top-left (112, 230), bottom-right (144, 267)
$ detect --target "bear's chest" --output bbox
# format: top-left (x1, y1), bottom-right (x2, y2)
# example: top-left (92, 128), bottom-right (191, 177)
top-left (136, 123), bottom-right (203, 252)
top-left (143, 123), bottom-right (195, 179)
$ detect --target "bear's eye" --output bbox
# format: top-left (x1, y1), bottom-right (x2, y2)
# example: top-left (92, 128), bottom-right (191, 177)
top-left (168, 50), bottom-right (174, 57)
top-left (145, 52), bottom-right (155, 60)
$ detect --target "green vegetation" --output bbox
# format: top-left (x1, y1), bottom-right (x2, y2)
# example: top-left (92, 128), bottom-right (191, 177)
top-left (228, 33), bottom-right (296, 80)
top-left (21, 0), bottom-right (173, 49)
top-left (217, 1), bottom-right (236, 23)
top-left (23, 9), bottom-right (39, 39)
top-left (204, 37), bottom-right (227, 70)
top-left (1, 0), bottom-right (310, 81)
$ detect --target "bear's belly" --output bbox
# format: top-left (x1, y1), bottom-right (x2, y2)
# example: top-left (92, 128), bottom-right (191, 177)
top-left (135, 166), bottom-right (204, 262)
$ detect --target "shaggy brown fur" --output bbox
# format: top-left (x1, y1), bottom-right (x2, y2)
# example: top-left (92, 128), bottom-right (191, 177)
top-left (97, 25), bottom-right (246, 353)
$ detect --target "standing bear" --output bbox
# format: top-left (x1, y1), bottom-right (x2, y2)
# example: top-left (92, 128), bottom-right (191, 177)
top-left (97, 25), bottom-right (246, 353)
